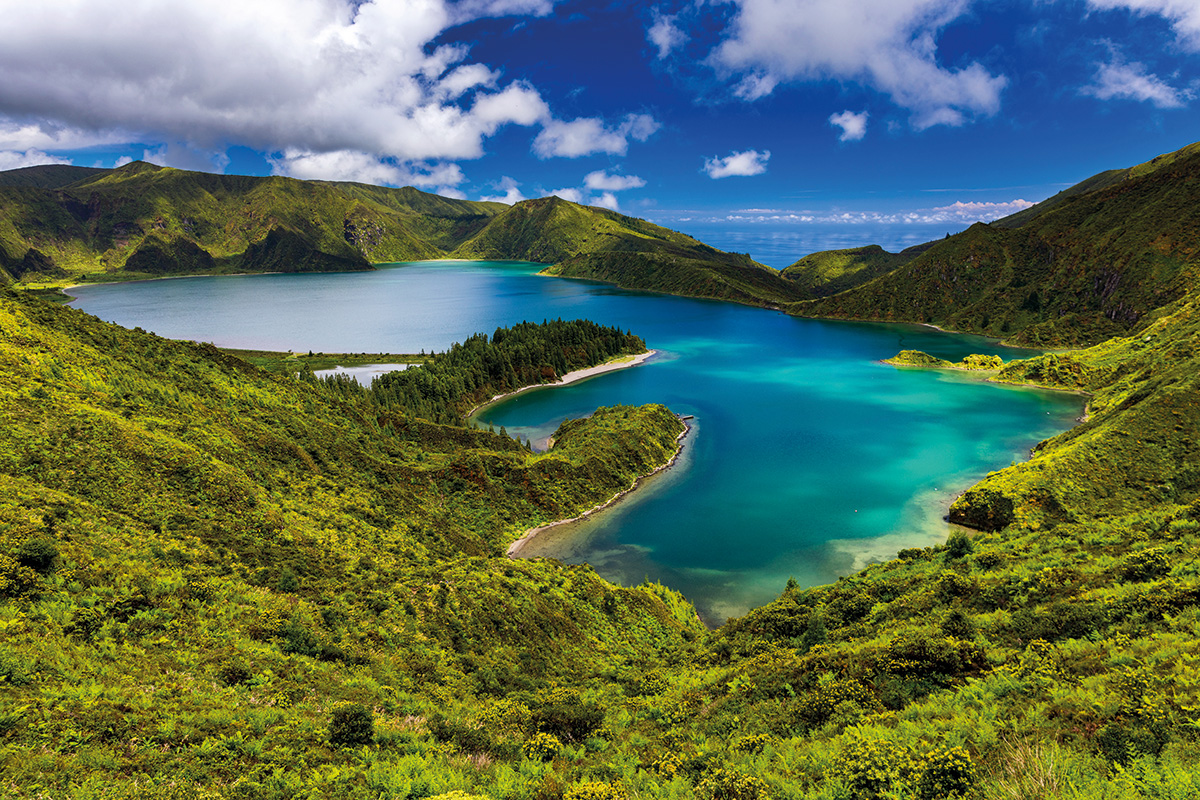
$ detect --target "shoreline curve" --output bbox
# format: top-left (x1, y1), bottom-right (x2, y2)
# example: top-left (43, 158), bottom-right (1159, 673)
top-left (467, 349), bottom-right (657, 419)
top-left (507, 417), bottom-right (691, 558)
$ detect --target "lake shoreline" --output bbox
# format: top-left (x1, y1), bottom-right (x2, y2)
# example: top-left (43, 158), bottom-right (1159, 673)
top-left (466, 349), bottom-right (657, 419)
top-left (507, 417), bottom-right (692, 558)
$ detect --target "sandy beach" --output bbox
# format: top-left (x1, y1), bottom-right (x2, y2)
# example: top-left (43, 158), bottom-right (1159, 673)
top-left (507, 416), bottom-right (691, 558)
top-left (466, 349), bottom-right (657, 418)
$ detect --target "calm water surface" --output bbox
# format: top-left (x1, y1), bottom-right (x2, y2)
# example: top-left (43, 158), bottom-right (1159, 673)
top-left (71, 261), bottom-right (1081, 623)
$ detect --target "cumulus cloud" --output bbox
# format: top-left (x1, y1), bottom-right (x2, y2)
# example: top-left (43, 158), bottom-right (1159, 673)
top-left (545, 187), bottom-right (584, 203)
top-left (829, 110), bottom-right (869, 142)
top-left (584, 170), bottom-right (647, 191)
top-left (0, 0), bottom-right (556, 176)
top-left (532, 113), bottom-right (661, 158)
top-left (594, 192), bottom-right (621, 211)
top-left (481, 176), bottom-right (526, 204)
top-left (1086, 0), bottom-right (1200, 49)
top-left (699, 0), bottom-right (1006, 128)
top-left (269, 149), bottom-right (466, 188)
top-left (648, 11), bottom-right (686, 59)
top-left (1083, 56), bottom-right (1190, 108)
top-left (703, 149), bottom-right (770, 179)
top-left (0, 148), bottom-right (72, 171)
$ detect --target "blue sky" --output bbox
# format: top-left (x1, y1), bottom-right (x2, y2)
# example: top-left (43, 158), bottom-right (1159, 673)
top-left (1, 0), bottom-right (1197, 262)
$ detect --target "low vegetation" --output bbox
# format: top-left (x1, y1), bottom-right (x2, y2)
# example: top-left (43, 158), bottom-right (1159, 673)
top-left (3, 141), bottom-right (1200, 797)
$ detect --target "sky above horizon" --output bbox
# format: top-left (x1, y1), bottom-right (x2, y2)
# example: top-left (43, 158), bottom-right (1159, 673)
top-left (1, 0), bottom-right (1198, 257)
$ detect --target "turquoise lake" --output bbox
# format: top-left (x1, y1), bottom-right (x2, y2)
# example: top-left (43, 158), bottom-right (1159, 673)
top-left (69, 261), bottom-right (1082, 624)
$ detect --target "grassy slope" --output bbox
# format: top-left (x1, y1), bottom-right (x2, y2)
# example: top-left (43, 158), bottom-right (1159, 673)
top-left (454, 196), bottom-right (807, 306)
top-left (0, 163), bottom-right (507, 283)
top-left (793, 141), bottom-right (1200, 347)
top-left (780, 244), bottom-right (919, 298)
top-left (0, 288), bottom-right (703, 796)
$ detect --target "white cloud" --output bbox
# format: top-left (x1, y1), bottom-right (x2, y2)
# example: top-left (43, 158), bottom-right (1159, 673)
top-left (594, 192), bottom-right (621, 211)
top-left (829, 110), bottom-right (869, 142)
top-left (648, 11), bottom-right (686, 59)
top-left (545, 187), bottom-right (584, 203)
top-left (923, 199), bottom-right (1035, 222)
top-left (1086, 0), bottom-right (1200, 50)
top-left (584, 170), bottom-right (647, 191)
top-left (733, 72), bottom-right (779, 100)
top-left (481, 176), bottom-right (526, 204)
top-left (0, 148), bottom-right (72, 171)
top-left (1083, 56), bottom-right (1190, 108)
top-left (0, 0), bottom-right (555, 173)
top-left (269, 149), bottom-right (466, 188)
top-left (703, 149), bottom-right (770, 179)
top-left (716, 198), bottom-right (1034, 225)
top-left (701, 0), bottom-right (1007, 128)
top-left (532, 113), bottom-right (661, 158)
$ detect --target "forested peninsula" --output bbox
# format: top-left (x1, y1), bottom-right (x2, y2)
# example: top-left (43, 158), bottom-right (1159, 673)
top-left (3, 142), bottom-right (1200, 798)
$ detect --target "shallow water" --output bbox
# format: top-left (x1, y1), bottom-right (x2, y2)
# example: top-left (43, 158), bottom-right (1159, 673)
top-left (71, 261), bottom-right (1082, 623)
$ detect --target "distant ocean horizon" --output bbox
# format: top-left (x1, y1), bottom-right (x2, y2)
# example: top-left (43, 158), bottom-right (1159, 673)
top-left (666, 221), bottom-right (973, 269)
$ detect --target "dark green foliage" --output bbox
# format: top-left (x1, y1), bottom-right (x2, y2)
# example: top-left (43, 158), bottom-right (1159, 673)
top-left (328, 703), bottom-right (374, 747)
top-left (531, 692), bottom-right (604, 744)
top-left (948, 487), bottom-right (1015, 531)
top-left (945, 531), bottom-right (974, 559)
top-left (338, 318), bottom-right (645, 424)
top-left (15, 538), bottom-right (57, 574)
top-left (1120, 547), bottom-right (1172, 581)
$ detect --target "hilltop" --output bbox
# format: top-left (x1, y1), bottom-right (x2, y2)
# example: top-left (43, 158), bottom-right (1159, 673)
top-left (451, 195), bottom-right (807, 307)
top-left (0, 162), bottom-right (506, 283)
top-left (0, 165), bottom-right (803, 308)
top-left (790, 140), bottom-right (1200, 347)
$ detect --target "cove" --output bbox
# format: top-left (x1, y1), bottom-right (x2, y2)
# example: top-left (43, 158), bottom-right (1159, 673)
top-left (69, 261), bottom-right (1083, 624)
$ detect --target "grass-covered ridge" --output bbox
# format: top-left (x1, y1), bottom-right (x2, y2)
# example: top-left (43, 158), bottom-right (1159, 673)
top-left (452, 196), bottom-right (808, 307)
top-left (0, 162), bottom-right (507, 283)
top-left (781, 244), bottom-right (926, 298)
top-left (791, 140), bottom-right (1200, 347)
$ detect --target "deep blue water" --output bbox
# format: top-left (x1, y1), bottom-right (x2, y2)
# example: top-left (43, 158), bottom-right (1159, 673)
top-left (70, 261), bottom-right (1081, 623)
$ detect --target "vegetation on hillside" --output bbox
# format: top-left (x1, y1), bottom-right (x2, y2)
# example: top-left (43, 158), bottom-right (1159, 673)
top-left (781, 244), bottom-right (923, 298)
top-left (4, 140), bottom-right (1200, 798)
top-left (0, 162), bottom-right (507, 283)
top-left (320, 319), bottom-right (646, 424)
top-left (793, 140), bottom-right (1200, 347)
top-left (452, 196), bottom-right (806, 307)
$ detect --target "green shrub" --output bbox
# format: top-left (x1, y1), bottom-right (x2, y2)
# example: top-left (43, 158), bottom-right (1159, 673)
top-left (1120, 548), bottom-right (1172, 581)
top-left (825, 735), bottom-right (918, 798)
top-left (563, 781), bottom-right (626, 800)
top-left (733, 733), bottom-right (773, 754)
top-left (945, 532), bottom-right (974, 560)
top-left (531, 691), bottom-right (604, 743)
top-left (15, 538), bottom-right (58, 574)
top-left (916, 745), bottom-right (977, 799)
top-left (973, 550), bottom-right (1005, 570)
top-left (523, 732), bottom-right (562, 762)
top-left (939, 609), bottom-right (975, 639)
top-left (329, 703), bottom-right (374, 747)
top-left (696, 768), bottom-right (769, 800)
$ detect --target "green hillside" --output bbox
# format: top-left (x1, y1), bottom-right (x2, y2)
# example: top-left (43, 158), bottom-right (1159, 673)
top-left (7, 140), bottom-right (1200, 797)
top-left (792, 141), bottom-right (1200, 346)
top-left (0, 163), bottom-right (509, 284)
top-left (453, 196), bottom-right (807, 306)
top-left (780, 244), bottom-right (921, 297)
